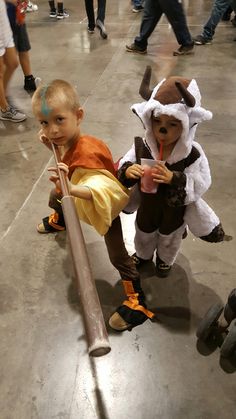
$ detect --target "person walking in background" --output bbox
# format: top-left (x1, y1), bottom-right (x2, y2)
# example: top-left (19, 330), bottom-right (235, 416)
top-left (126, 0), bottom-right (194, 56)
top-left (0, 0), bottom-right (26, 122)
top-left (84, 0), bottom-right (108, 39)
top-left (48, 0), bottom-right (69, 19)
top-left (194, 0), bottom-right (236, 45)
top-left (6, 0), bottom-right (40, 92)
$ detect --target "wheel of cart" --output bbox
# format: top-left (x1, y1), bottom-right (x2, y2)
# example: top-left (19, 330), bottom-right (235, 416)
top-left (220, 319), bottom-right (236, 358)
top-left (196, 303), bottom-right (224, 341)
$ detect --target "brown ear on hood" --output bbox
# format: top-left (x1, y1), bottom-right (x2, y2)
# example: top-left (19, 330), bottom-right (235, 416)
top-left (139, 65), bottom-right (153, 100)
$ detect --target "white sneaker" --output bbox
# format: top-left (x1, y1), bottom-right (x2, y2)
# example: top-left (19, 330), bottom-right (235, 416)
top-left (96, 19), bottom-right (108, 39)
top-left (0, 107), bottom-right (26, 123)
top-left (57, 10), bottom-right (69, 19)
top-left (26, 1), bottom-right (38, 12)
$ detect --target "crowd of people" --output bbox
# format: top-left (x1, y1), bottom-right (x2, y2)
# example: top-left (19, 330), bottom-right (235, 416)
top-left (1, 0), bottom-right (236, 122)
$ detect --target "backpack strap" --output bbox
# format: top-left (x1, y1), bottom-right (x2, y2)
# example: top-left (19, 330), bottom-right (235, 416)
top-left (134, 137), bottom-right (153, 164)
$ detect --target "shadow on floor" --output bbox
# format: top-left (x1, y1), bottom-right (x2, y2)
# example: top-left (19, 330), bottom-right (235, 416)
top-left (65, 247), bottom-right (223, 335)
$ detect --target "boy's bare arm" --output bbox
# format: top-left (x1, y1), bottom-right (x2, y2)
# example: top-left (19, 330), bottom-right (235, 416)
top-left (70, 184), bottom-right (92, 200)
top-left (48, 163), bottom-right (92, 201)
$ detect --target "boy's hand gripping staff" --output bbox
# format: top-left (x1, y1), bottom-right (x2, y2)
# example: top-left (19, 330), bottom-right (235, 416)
top-left (51, 143), bottom-right (111, 357)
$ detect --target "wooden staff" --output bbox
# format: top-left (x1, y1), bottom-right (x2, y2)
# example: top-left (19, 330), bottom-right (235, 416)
top-left (52, 144), bottom-right (111, 357)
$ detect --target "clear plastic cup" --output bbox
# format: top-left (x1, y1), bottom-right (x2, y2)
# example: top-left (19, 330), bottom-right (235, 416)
top-left (141, 159), bottom-right (165, 193)
top-left (140, 158), bottom-right (159, 194)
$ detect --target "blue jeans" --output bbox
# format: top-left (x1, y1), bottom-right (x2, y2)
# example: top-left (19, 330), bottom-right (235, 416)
top-left (134, 0), bottom-right (192, 48)
top-left (133, 0), bottom-right (143, 7)
top-left (202, 0), bottom-right (235, 40)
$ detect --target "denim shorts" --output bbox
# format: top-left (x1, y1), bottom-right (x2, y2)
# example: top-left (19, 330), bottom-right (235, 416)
top-left (0, 1), bottom-right (15, 57)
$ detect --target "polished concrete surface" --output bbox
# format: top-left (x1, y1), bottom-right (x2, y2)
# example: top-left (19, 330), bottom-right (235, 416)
top-left (1, 1), bottom-right (236, 418)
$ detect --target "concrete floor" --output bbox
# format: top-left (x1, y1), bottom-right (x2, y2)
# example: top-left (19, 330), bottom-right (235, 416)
top-left (1, 0), bottom-right (236, 418)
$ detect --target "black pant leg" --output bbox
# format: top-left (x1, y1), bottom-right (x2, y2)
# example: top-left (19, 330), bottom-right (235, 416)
top-left (160, 0), bottom-right (192, 46)
top-left (84, 0), bottom-right (95, 28)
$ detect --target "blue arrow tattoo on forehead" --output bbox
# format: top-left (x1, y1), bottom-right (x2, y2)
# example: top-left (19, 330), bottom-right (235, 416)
top-left (40, 85), bottom-right (52, 116)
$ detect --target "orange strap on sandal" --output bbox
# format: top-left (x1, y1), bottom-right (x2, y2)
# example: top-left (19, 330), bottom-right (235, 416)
top-left (122, 280), bottom-right (155, 319)
top-left (48, 212), bottom-right (65, 231)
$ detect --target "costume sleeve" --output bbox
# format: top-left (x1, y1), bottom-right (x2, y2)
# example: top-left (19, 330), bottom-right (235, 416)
top-left (71, 168), bottom-right (129, 236)
top-left (117, 162), bottom-right (138, 188)
top-left (166, 142), bottom-right (211, 207)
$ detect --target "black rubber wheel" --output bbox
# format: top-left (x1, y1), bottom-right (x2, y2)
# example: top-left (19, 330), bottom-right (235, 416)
top-left (196, 303), bottom-right (224, 341)
top-left (220, 319), bottom-right (236, 358)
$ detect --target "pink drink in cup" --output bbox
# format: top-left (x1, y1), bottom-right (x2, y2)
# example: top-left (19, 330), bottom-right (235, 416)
top-left (140, 158), bottom-right (158, 193)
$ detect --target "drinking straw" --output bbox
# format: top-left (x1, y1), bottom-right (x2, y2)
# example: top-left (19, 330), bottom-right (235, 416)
top-left (159, 142), bottom-right (163, 160)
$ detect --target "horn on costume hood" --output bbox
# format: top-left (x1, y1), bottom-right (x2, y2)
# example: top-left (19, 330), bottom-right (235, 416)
top-left (131, 66), bottom-right (212, 164)
top-left (139, 65), bottom-right (153, 100)
top-left (139, 66), bottom-right (196, 107)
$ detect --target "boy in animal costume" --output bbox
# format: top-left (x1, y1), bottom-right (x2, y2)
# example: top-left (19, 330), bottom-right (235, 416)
top-left (33, 79), bottom-right (154, 332)
top-left (116, 66), bottom-right (226, 278)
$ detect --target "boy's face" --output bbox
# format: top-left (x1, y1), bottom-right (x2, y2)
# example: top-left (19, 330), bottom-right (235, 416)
top-left (152, 114), bottom-right (182, 147)
top-left (36, 103), bottom-right (83, 147)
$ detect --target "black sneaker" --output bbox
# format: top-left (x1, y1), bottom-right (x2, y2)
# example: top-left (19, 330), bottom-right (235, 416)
top-left (173, 43), bottom-right (194, 56)
top-left (96, 19), bottom-right (108, 39)
top-left (49, 9), bottom-right (57, 17)
top-left (24, 76), bottom-right (35, 92)
top-left (132, 5), bottom-right (144, 13)
top-left (193, 35), bottom-right (212, 45)
top-left (132, 253), bottom-right (152, 267)
top-left (57, 10), bottom-right (69, 19)
top-left (87, 25), bottom-right (95, 33)
top-left (126, 43), bottom-right (147, 54)
top-left (156, 255), bottom-right (171, 278)
top-left (24, 76), bottom-right (41, 92)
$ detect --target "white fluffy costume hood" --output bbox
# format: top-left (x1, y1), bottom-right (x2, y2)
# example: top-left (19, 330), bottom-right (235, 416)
top-left (131, 66), bottom-right (212, 165)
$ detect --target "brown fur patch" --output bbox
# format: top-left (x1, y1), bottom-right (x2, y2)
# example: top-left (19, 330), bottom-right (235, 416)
top-left (154, 77), bottom-right (191, 105)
